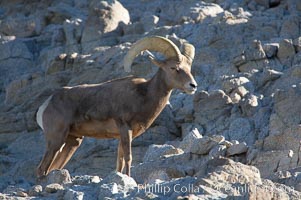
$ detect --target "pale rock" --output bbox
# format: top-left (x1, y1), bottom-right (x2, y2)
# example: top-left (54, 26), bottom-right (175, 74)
top-left (158, 1), bottom-right (223, 24)
top-left (224, 78), bottom-right (251, 103)
top-left (197, 157), bottom-right (262, 186)
top-left (132, 152), bottom-right (205, 184)
top-left (227, 142), bottom-right (248, 156)
top-left (222, 77), bottom-right (251, 94)
top-left (238, 94), bottom-right (261, 118)
top-left (142, 170), bottom-right (171, 184)
top-left (101, 172), bottom-right (137, 194)
top-left (189, 136), bottom-right (218, 155)
top-left (16, 191), bottom-right (28, 197)
top-left (244, 40), bottom-right (266, 61)
top-left (46, 169), bottom-right (72, 185)
top-left (72, 175), bottom-right (101, 185)
top-left (179, 128), bottom-right (202, 152)
top-left (181, 123), bottom-right (204, 139)
top-left (246, 94), bottom-right (259, 107)
top-left (28, 185), bottom-right (43, 196)
top-left (81, 0), bottom-right (130, 51)
top-left (45, 183), bottom-right (64, 193)
top-left (236, 86), bottom-right (249, 97)
top-left (230, 92), bottom-right (241, 103)
top-left (190, 2), bottom-right (224, 22)
top-left (288, 150), bottom-right (294, 158)
top-left (143, 144), bottom-right (183, 162)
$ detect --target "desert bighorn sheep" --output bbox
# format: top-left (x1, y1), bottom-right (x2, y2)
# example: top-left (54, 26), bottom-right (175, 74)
top-left (36, 36), bottom-right (197, 178)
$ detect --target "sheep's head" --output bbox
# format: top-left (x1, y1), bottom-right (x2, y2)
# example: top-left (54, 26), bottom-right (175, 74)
top-left (123, 36), bottom-right (197, 94)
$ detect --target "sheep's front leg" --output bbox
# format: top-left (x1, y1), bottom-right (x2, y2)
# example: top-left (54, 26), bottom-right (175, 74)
top-left (119, 126), bottom-right (133, 176)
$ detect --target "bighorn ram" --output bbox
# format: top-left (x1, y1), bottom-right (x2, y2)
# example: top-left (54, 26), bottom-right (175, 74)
top-left (36, 36), bottom-right (197, 178)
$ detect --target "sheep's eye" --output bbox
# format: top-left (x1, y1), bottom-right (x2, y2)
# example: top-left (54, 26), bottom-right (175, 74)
top-left (171, 67), bottom-right (180, 72)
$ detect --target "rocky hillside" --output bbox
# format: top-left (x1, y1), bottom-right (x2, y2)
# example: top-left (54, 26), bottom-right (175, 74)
top-left (1, 0), bottom-right (301, 199)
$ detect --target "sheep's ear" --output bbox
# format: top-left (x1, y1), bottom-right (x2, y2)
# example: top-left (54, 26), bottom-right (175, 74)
top-left (149, 56), bottom-right (166, 68)
top-left (182, 43), bottom-right (195, 65)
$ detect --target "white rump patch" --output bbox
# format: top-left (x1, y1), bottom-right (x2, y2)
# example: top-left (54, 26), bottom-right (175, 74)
top-left (36, 95), bottom-right (53, 130)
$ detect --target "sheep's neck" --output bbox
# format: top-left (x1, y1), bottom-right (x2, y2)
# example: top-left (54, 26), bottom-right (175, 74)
top-left (149, 68), bottom-right (172, 95)
top-left (130, 68), bottom-right (171, 132)
top-left (146, 68), bottom-right (172, 113)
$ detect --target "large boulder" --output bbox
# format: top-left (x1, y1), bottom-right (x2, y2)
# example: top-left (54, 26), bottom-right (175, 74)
top-left (250, 149), bottom-right (297, 178)
top-left (264, 85), bottom-right (301, 153)
top-left (193, 90), bottom-right (233, 136)
top-left (45, 169), bottom-right (72, 185)
top-left (81, 0), bottom-right (130, 51)
top-left (98, 172), bottom-right (137, 198)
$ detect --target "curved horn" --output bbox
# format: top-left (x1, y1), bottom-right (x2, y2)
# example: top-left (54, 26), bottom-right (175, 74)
top-left (123, 36), bottom-right (182, 72)
top-left (182, 43), bottom-right (195, 63)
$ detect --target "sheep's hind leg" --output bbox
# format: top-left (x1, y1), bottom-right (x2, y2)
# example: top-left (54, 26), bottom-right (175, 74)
top-left (116, 141), bottom-right (125, 173)
top-left (48, 135), bottom-right (83, 171)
